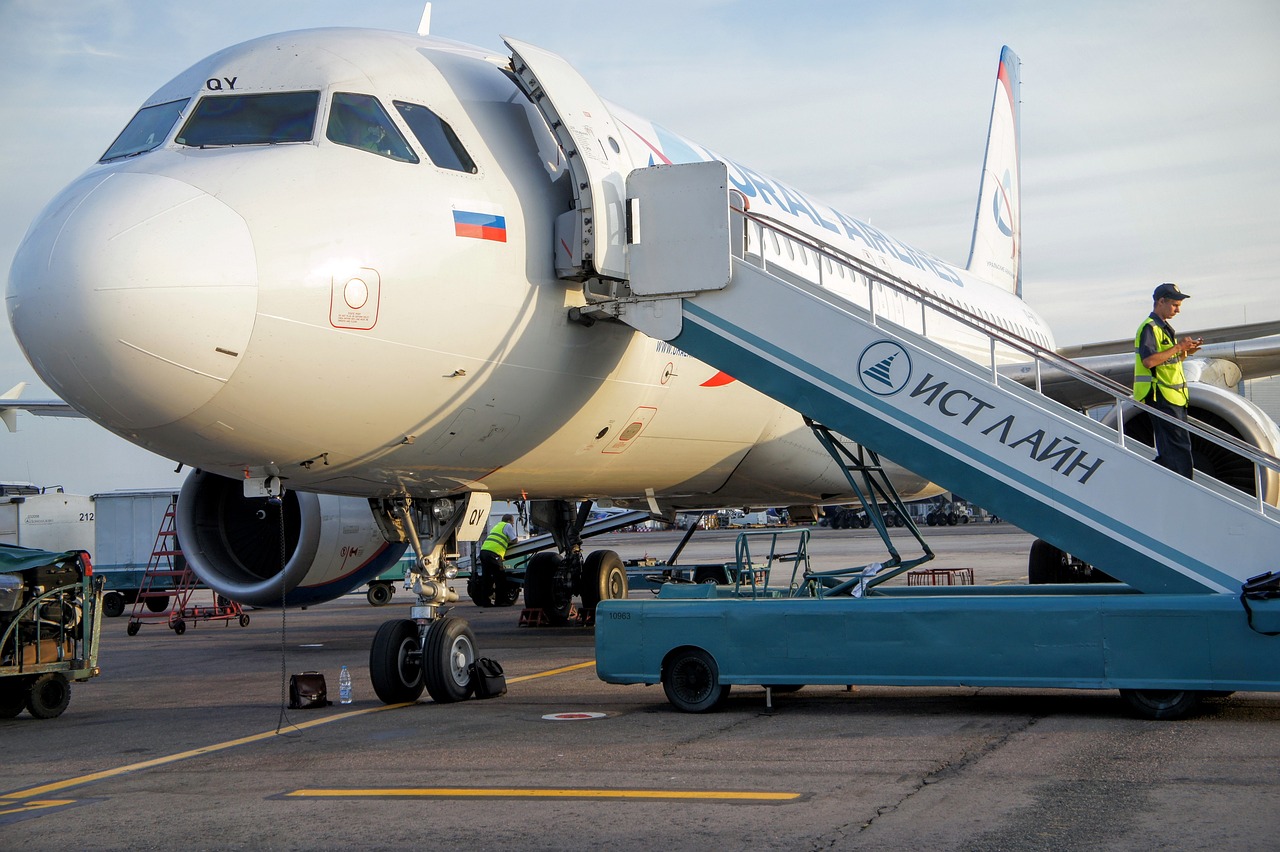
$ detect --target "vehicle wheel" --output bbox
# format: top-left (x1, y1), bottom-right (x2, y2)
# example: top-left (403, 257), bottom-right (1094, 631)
top-left (0, 679), bottom-right (29, 718)
top-left (423, 616), bottom-right (476, 704)
top-left (693, 567), bottom-right (726, 585)
top-left (495, 580), bottom-right (521, 607)
top-left (662, 646), bottom-right (731, 713)
top-left (466, 575), bottom-right (495, 607)
top-left (859, 515), bottom-right (871, 529)
top-left (1120, 689), bottom-right (1203, 720)
top-left (172, 619), bottom-right (186, 635)
top-left (126, 620), bottom-right (140, 636)
top-left (239, 613), bottom-right (251, 627)
top-left (26, 672), bottom-right (71, 719)
top-left (581, 550), bottom-right (628, 611)
top-left (370, 618), bottom-right (425, 704)
top-left (523, 552), bottom-right (572, 624)
top-left (366, 582), bottom-right (394, 607)
top-left (144, 595), bottom-right (169, 613)
top-left (1028, 539), bottom-right (1066, 584)
top-left (103, 591), bottom-right (126, 618)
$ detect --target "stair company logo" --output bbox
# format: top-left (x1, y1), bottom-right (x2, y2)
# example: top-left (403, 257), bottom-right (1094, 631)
top-left (857, 341), bottom-right (912, 396)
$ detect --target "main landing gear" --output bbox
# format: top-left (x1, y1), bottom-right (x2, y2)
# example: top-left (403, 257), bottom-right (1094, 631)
top-left (520, 500), bottom-right (629, 625)
top-left (366, 493), bottom-right (489, 705)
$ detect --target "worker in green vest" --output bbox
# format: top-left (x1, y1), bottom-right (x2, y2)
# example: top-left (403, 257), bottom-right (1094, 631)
top-left (475, 514), bottom-right (518, 606)
top-left (1133, 282), bottom-right (1202, 477)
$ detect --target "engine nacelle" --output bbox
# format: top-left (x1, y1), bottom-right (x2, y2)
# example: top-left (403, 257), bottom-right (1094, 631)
top-left (176, 471), bottom-right (407, 607)
top-left (1110, 382), bottom-right (1280, 506)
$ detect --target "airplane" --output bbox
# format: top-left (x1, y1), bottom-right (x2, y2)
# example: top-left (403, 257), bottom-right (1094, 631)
top-left (7, 14), bottom-right (1280, 704)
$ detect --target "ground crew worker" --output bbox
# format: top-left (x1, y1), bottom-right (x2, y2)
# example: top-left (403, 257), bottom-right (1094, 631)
top-left (476, 514), bottom-right (518, 604)
top-left (1134, 282), bottom-right (1202, 478)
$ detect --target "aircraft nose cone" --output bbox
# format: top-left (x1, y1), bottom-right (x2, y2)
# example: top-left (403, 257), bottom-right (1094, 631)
top-left (7, 171), bottom-right (257, 431)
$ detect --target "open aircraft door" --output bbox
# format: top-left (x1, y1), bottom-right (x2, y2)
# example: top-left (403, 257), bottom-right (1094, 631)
top-left (505, 38), bottom-right (638, 283)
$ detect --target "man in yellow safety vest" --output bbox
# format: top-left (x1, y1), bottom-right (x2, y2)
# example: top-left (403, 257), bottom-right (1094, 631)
top-left (1133, 282), bottom-right (1202, 477)
top-left (474, 514), bottom-right (518, 606)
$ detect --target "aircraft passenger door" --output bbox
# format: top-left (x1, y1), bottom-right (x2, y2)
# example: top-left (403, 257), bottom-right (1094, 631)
top-left (505, 38), bottom-right (638, 282)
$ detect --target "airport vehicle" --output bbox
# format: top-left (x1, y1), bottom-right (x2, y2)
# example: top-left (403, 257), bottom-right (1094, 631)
top-left (0, 543), bottom-right (104, 719)
top-left (7, 17), bottom-right (1280, 704)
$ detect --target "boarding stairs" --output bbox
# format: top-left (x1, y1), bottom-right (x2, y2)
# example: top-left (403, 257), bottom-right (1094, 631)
top-left (585, 161), bottom-right (1280, 597)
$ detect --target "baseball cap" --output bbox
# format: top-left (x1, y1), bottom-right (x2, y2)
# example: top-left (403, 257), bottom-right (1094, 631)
top-left (1153, 282), bottom-right (1190, 301)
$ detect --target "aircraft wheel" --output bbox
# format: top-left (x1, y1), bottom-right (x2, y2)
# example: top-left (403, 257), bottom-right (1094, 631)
top-left (1027, 539), bottom-right (1066, 584)
top-left (370, 618), bottom-right (425, 704)
top-left (523, 552), bottom-right (572, 624)
top-left (0, 678), bottom-right (29, 718)
top-left (145, 595), bottom-right (169, 613)
top-left (26, 672), bottom-right (71, 719)
top-left (366, 582), bottom-right (394, 607)
top-left (581, 550), bottom-right (628, 611)
top-left (423, 616), bottom-right (476, 704)
top-left (103, 591), bottom-right (126, 618)
top-left (1120, 689), bottom-right (1202, 720)
top-left (662, 646), bottom-right (731, 713)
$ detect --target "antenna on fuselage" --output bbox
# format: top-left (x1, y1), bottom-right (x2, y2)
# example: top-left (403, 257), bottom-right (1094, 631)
top-left (417, 2), bottom-right (432, 36)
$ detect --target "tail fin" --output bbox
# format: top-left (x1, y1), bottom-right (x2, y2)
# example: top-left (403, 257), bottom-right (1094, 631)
top-left (965, 46), bottom-right (1022, 298)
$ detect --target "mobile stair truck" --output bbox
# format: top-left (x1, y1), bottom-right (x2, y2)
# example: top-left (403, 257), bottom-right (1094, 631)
top-left (1, 543), bottom-right (104, 719)
top-left (578, 161), bottom-right (1280, 719)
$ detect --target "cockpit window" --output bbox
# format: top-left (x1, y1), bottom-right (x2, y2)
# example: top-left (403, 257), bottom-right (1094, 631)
top-left (100, 98), bottom-right (190, 162)
top-left (326, 93), bottom-right (418, 163)
top-left (393, 101), bottom-right (477, 173)
top-left (175, 91), bottom-right (319, 147)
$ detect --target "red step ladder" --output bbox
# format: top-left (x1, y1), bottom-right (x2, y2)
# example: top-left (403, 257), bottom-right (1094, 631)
top-left (126, 498), bottom-right (249, 636)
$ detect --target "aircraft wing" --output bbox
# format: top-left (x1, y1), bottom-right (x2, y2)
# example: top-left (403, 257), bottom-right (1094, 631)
top-left (1004, 326), bottom-right (1280, 411)
top-left (0, 383), bottom-right (84, 432)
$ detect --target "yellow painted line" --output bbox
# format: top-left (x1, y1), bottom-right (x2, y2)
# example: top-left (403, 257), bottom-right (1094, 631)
top-left (0, 799), bottom-right (78, 817)
top-left (284, 787), bottom-right (801, 802)
top-left (4, 658), bottom-right (596, 802)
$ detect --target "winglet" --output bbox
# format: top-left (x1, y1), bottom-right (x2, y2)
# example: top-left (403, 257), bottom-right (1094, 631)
top-left (417, 2), bottom-right (432, 36)
top-left (965, 46), bottom-right (1022, 298)
top-left (0, 383), bottom-right (26, 432)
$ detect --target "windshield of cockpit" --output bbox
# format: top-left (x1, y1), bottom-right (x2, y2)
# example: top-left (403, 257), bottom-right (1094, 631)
top-left (174, 91), bottom-right (320, 147)
top-left (100, 99), bottom-right (190, 162)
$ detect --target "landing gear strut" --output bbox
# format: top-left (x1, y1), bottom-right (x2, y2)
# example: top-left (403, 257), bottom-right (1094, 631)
top-left (521, 500), bottom-right (629, 624)
top-left (367, 493), bottom-right (489, 704)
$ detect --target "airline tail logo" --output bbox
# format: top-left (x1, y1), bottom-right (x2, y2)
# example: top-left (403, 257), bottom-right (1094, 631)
top-left (857, 341), bottom-right (912, 396)
top-left (991, 168), bottom-right (1014, 238)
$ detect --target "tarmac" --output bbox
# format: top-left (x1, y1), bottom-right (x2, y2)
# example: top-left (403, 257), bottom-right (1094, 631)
top-left (3, 524), bottom-right (1278, 850)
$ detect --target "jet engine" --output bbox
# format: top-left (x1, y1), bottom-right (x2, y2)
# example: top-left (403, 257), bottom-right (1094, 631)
top-left (1110, 382), bottom-right (1280, 506)
top-left (175, 471), bottom-right (407, 608)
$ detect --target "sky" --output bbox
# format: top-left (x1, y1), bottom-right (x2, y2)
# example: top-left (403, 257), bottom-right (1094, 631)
top-left (1, 0), bottom-right (1278, 494)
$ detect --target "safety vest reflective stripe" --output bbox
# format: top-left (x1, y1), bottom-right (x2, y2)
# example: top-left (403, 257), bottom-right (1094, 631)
top-left (480, 522), bottom-right (513, 556)
top-left (1133, 317), bottom-right (1189, 406)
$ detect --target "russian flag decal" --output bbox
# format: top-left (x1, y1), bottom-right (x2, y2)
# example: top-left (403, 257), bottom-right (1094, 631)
top-left (454, 210), bottom-right (507, 242)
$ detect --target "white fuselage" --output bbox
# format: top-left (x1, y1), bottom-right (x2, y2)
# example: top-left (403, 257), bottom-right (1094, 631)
top-left (7, 28), bottom-right (1052, 509)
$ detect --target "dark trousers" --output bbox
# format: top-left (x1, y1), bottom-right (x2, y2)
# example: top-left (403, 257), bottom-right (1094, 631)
top-left (1147, 396), bottom-right (1194, 478)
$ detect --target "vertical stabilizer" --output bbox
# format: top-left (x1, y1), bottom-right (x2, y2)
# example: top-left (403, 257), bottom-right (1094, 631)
top-left (965, 46), bottom-right (1022, 297)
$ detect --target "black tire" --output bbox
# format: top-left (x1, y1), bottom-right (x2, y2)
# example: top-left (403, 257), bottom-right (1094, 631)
top-left (523, 552), bottom-right (572, 624)
top-left (422, 616), bottom-right (476, 704)
top-left (172, 619), bottom-right (186, 635)
top-left (1120, 689), bottom-right (1203, 720)
top-left (26, 672), bottom-right (71, 719)
top-left (466, 575), bottom-right (495, 607)
top-left (693, 567), bottom-right (727, 585)
top-left (370, 618), bottom-right (425, 704)
top-left (0, 678), bottom-right (29, 718)
top-left (581, 550), bottom-right (628, 611)
top-left (662, 647), bottom-right (731, 713)
top-left (144, 595), bottom-right (169, 613)
top-left (103, 591), bottom-right (126, 618)
top-left (126, 620), bottom-right (140, 636)
top-left (1028, 539), bottom-right (1065, 584)
top-left (239, 613), bottom-right (251, 627)
top-left (494, 580), bottom-right (521, 607)
top-left (366, 582), bottom-right (394, 607)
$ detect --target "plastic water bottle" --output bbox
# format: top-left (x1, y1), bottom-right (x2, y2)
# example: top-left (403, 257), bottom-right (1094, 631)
top-left (338, 665), bottom-right (352, 704)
